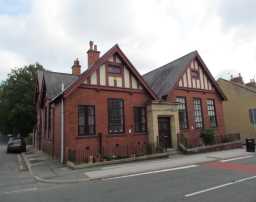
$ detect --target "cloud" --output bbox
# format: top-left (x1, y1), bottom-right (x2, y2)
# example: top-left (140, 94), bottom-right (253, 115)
top-left (0, 0), bottom-right (256, 83)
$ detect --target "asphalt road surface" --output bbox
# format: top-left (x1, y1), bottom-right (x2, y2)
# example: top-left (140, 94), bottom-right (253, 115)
top-left (0, 141), bottom-right (256, 202)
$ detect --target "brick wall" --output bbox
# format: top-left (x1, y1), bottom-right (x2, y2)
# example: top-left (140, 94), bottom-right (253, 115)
top-left (168, 88), bottom-right (225, 146)
top-left (63, 86), bottom-right (152, 162)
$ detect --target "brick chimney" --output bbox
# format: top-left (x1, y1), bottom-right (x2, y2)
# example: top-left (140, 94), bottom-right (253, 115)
top-left (230, 73), bottom-right (244, 84)
top-left (72, 58), bottom-right (81, 76)
top-left (246, 79), bottom-right (256, 88)
top-left (87, 41), bottom-right (100, 68)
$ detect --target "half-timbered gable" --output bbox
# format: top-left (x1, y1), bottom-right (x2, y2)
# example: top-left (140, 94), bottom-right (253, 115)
top-left (83, 53), bottom-right (143, 90)
top-left (177, 59), bottom-right (213, 91)
top-left (144, 51), bottom-right (226, 147)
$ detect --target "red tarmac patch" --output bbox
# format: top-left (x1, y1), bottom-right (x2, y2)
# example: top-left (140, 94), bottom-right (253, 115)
top-left (205, 162), bottom-right (256, 174)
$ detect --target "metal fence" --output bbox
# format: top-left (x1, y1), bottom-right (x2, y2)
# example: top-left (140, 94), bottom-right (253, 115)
top-left (67, 143), bottom-right (154, 164)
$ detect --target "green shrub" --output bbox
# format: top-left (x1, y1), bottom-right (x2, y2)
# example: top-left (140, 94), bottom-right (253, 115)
top-left (201, 129), bottom-right (215, 145)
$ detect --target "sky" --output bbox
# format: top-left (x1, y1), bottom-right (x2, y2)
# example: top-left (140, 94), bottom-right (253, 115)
top-left (0, 0), bottom-right (256, 83)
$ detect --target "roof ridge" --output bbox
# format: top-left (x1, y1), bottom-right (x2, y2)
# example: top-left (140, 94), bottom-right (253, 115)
top-left (43, 69), bottom-right (78, 77)
top-left (143, 50), bottom-right (197, 76)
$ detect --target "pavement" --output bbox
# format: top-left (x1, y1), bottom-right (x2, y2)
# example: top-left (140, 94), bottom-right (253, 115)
top-left (22, 146), bottom-right (252, 183)
top-left (1, 138), bottom-right (256, 202)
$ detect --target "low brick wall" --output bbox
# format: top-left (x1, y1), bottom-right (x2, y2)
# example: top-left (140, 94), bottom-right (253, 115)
top-left (179, 141), bottom-right (242, 154)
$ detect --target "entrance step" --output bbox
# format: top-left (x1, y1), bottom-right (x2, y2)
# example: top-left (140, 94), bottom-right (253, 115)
top-left (166, 148), bottom-right (180, 156)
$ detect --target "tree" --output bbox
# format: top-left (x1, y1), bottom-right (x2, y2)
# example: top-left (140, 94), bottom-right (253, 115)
top-left (0, 63), bottom-right (44, 137)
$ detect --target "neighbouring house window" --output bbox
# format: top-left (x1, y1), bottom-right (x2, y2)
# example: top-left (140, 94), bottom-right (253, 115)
top-left (176, 97), bottom-right (188, 129)
top-left (249, 109), bottom-right (256, 128)
top-left (134, 107), bottom-right (146, 132)
top-left (108, 99), bottom-right (124, 134)
top-left (108, 65), bottom-right (121, 74)
top-left (78, 105), bottom-right (95, 136)
top-left (207, 99), bottom-right (217, 128)
top-left (193, 98), bottom-right (203, 128)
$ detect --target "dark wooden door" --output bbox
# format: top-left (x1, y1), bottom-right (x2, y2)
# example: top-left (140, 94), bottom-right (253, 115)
top-left (158, 117), bottom-right (171, 148)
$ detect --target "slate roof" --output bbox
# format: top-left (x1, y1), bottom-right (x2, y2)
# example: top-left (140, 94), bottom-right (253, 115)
top-left (143, 51), bottom-right (197, 98)
top-left (218, 78), bottom-right (256, 94)
top-left (38, 70), bottom-right (78, 99)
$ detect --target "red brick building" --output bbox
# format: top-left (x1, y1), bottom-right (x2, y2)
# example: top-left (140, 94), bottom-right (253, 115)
top-left (35, 42), bottom-right (161, 163)
top-left (35, 43), bottom-right (226, 163)
top-left (144, 51), bottom-right (226, 147)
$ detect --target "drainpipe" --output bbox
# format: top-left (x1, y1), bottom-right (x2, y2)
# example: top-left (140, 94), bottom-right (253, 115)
top-left (60, 82), bottom-right (64, 164)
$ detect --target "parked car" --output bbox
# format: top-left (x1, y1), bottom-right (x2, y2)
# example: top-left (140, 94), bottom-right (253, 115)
top-left (6, 136), bottom-right (26, 153)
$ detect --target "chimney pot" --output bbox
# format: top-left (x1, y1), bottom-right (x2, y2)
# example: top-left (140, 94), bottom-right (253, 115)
top-left (87, 41), bottom-right (100, 68)
top-left (89, 41), bottom-right (93, 50)
top-left (246, 78), bottom-right (256, 88)
top-left (72, 58), bottom-right (81, 76)
top-left (230, 73), bottom-right (244, 84)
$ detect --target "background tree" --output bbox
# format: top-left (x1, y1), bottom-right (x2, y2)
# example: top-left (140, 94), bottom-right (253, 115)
top-left (0, 63), bottom-right (44, 137)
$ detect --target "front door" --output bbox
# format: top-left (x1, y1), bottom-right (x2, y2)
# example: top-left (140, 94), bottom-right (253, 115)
top-left (158, 117), bottom-right (172, 148)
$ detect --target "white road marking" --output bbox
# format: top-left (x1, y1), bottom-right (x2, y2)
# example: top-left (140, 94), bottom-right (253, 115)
top-left (185, 175), bottom-right (256, 198)
top-left (220, 155), bottom-right (254, 162)
top-left (103, 165), bottom-right (198, 181)
top-left (3, 187), bottom-right (37, 195)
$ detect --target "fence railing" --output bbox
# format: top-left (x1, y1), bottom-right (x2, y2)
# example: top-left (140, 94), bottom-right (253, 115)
top-left (67, 143), bottom-right (156, 163)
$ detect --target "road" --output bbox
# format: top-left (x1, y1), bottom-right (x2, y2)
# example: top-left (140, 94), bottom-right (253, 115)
top-left (0, 141), bottom-right (256, 201)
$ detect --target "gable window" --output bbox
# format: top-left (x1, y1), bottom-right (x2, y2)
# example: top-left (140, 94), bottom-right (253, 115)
top-left (193, 98), bottom-right (203, 128)
top-left (249, 109), bottom-right (256, 128)
top-left (207, 99), bottom-right (217, 128)
top-left (134, 107), bottom-right (147, 133)
top-left (78, 105), bottom-right (95, 136)
top-left (108, 65), bottom-right (121, 74)
top-left (191, 70), bottom-right (199, 79)
top-left (176, 97), bottom-right (188, 129)
top-left (108, 99), bottom-right (124, 134)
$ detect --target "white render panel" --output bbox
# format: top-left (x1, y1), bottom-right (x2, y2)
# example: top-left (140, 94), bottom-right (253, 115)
top-left (108, 76), bottom-right (114, 86)
top-left (108, 56), bottom-right (114, 62)
top-left (124, 66), bottom-right (130, 88)
top-left (91, 71), bottom-right (97, 85)
top-left (204, 74), bottom-right (208, 90)
top-left (191, 61), bottom-right (195, 70)
top-left (183, 73), bottom-right (187, 87)
top-left (84, 79), bottom-right (88, 84)
top-left (208, 82), bottom-right (212, 90)
top-left (187, 68), bottom-right (192, 88)
top-left (192, 78), bottom-right (196, 88)
top-left (116, 77), bottom-right (122, 87)
top-left (99, 65), bottom-right (106, 85)
top-left (116, 57), bottom-right (121, 63)
top-left (131, 75), bottom-right (138, 89)
top-left (196, 79), bottom-right (200, 89)
top-left (195, 60), bottom-right (199, 70)
top-left (199, 68), bottom-right (204, 89)
top-left (178, 79), bottom-right (183, 87)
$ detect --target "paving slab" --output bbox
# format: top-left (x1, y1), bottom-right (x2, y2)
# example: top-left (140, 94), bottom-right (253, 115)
top-left (22, 148), bottom-right (254, 183)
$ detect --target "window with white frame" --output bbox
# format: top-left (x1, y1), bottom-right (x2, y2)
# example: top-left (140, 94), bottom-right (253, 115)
top-left (207, 99), bottom-right (217, 128)
top-left (176, 97), bottom-right (188, 129)
top-left (193, 98), bottom-right (203, 128)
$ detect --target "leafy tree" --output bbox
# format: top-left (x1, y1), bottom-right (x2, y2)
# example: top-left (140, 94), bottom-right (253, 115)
top-left (0, 63), bottom-right (44, 137)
